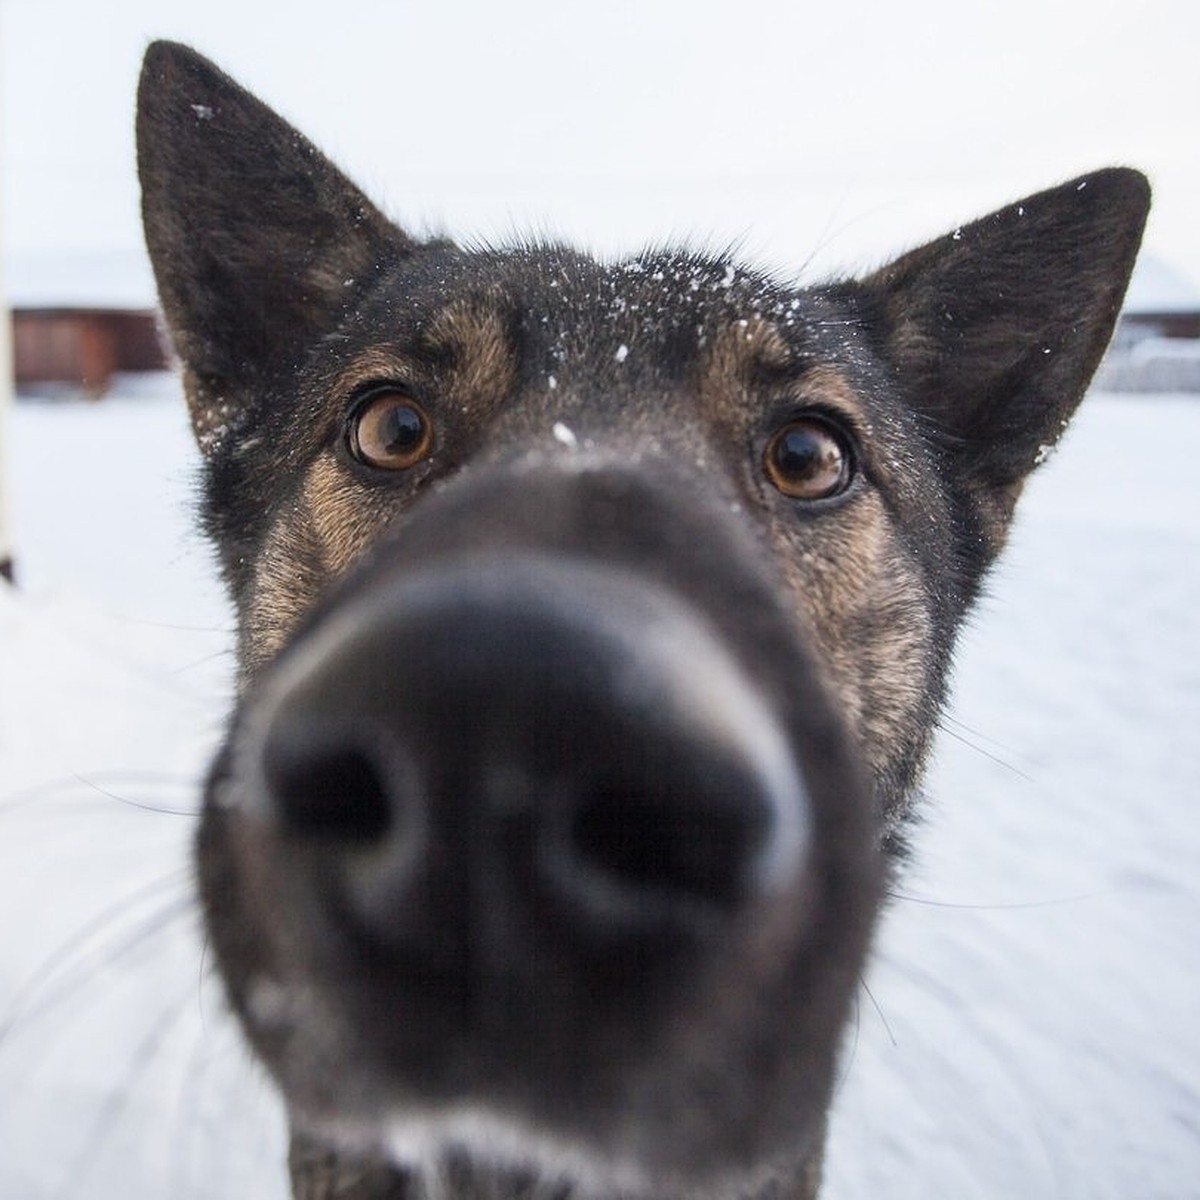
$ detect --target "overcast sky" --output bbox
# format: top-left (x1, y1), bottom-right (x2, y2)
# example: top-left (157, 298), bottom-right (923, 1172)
top-left (2, 0), bottom-right (1198, 288)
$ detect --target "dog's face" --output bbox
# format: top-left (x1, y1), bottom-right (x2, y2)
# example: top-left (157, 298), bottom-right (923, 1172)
top-left (138, 42), bottom-right (1147, 1200)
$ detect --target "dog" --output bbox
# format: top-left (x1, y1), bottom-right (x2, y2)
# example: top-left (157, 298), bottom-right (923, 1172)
top-left (136, 40), bottom-right (1148, 1200)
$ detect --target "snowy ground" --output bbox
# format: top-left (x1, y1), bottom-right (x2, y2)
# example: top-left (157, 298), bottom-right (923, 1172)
top-left (1, 380), bottom-right (1197, 1198)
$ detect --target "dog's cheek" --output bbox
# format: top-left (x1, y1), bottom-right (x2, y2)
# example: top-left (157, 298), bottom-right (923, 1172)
top-left (775, 499), bottom-right (936, 810)
top-left (242, 521), bottom-right (328, 678)
top-left (304, 457), bottom-right (405, 577)
top-left (240, 462), bottom-right (401, 678)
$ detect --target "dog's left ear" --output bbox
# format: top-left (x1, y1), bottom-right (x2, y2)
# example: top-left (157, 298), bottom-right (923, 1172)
top-left (862, 168), bottom-right (1149, 553)
top-left (137, 41), bottom-right (409, 425)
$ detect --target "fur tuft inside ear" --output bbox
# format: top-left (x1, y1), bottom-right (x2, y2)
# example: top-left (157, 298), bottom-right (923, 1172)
top-left (863, 168), bottom-right (1149, 550)
top-left (137, 41), bottom-right (411, 442)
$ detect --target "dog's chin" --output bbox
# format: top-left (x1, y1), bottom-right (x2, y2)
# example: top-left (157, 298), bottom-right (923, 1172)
top-left (232, 927), bottom-right (829, 1197)
top-left (297, 1106), bottom-right (657, 1195)
top-left (236, 965), bottom-right (826, 1198)
top-left (288, 1101), bottom-right (809, 1200)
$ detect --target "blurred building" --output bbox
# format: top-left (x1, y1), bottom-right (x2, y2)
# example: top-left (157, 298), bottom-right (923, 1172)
top-left (7, 249), bottom-right (168, 397)
top-left (1097, 255), bottom-right (1200, 393)
top-left (1113, 254), bottom-right (1200, 351)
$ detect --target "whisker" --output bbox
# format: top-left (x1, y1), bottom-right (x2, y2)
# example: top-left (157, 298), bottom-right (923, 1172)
top-left (72, 772), bottom-right (200, 817)
top-left (799, 193), bottom-right (906, 279)
top-left (934, 718), bottom-right (1035, 783)
top-left (796, 184), bottom-right (857, 280)
top-left (54, 978), bottom-right (201, 1200)
top-left (3, 767), bottom-right (200, 818)
top-left (885, 888), bottom-right (1099, 911)
top-left (0, 874), bottom-right (193, 1049)
top-left (860, 979), bottom-right (898, 1049)
top-left (938, 712), bottom-right (1021, 753)
top-left (168, 984), bottom-right (233, 1199)
top-left (0, 771), bottom-right (185, 815)
top-left (833, 986), bottom-right (863, 1095)
top-left (113, 616), bottom-right (235, 635)
top-left (171, 647), bottom-right (236, 676)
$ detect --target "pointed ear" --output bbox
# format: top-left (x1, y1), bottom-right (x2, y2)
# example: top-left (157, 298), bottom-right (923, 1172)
top-left (137, 42), bottom-right (411, 436)
top-left (862, 168), bottom-right (1149, 551)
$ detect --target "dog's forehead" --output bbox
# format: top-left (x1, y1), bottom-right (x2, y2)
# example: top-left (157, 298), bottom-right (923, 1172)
top-left (348, 243), bottom-right (846, 387)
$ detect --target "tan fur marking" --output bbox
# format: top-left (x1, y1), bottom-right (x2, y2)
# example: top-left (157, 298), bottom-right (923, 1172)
top-left (242, 460), bottom-right (398, 681)
top-left (332, 349), bottom-right (417, 399)
top-left (329, 297), bottom-right (517, 430)
top-left (243, 520), bottom-right (327, 680)
top-left (422, 295), bottom-right (518, 416)
top-left (775, 498), bottom-right (933, 788)
top-left (303, 456), bottom-right (393, 577)
top-left (704, 316), bottom-right (794, 391)
top-left (701, 326), bottom-right (869, 444)
top-left (791, 363), bottom-right (869, 420)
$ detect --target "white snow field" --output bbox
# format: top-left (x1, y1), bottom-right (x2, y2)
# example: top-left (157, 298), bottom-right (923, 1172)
top-left (1, 380), bottom-right (1198, 1198)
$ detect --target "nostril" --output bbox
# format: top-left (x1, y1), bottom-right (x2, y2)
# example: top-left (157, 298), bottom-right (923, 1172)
top-left (567, 771), bottom-right (769, 910)
top-left (262, 725), bottom-right (394, 843)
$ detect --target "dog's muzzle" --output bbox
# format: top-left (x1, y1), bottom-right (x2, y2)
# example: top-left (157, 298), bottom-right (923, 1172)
top-left (204, 464), bottom-right (879, 1186)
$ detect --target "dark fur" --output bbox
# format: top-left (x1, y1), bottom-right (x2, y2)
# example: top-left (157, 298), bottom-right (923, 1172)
top-left (137, 42), bottom-right (1148, 1200)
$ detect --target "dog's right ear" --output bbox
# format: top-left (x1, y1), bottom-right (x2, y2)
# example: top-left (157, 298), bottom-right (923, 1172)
top-left (859, 168), bottom-right (1148, 558)
top-left (137, 41), bottom-right (411, 443)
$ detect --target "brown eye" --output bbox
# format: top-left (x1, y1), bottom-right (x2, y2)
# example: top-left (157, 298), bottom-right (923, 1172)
top-left (764, 417), bottom-right (853, 500)
top-left (348, 390), bottom-right (433, 470)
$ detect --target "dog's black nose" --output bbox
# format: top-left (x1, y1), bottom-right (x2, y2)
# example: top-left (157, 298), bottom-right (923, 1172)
top-left (249, 557), bottom-right (809, 972)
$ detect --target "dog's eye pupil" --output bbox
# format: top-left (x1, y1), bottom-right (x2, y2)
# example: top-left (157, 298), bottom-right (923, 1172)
top-left (349, 392), bottom-right (433, 470)
top-left (378, 405), bottom-right (424, 453)
top-left (764, 419), bottom-right (851, 500)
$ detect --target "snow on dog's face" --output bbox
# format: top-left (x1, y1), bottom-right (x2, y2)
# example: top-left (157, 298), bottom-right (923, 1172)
top-left (138, 40), bottom-right (1148, 1200)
